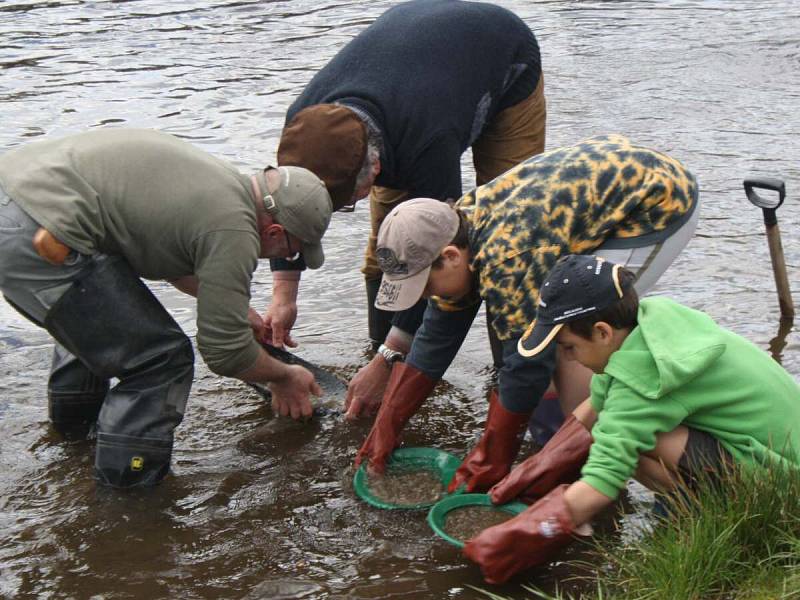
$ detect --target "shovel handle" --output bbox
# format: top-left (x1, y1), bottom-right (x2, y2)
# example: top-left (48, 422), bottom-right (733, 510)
top-left (744, 177), bottom-right (786, 226)
top-left (744, 177), bottom-right (794, 319)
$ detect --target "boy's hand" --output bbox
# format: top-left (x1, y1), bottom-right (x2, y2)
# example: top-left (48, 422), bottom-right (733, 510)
top-left (490, 414), bottom-right (592, 505)
top-left (446, 389), bottom-right (530, 493)
top-left (352, 363), bottom-right (436, 472)
top-left (464, 484), bottom-right (577, 584)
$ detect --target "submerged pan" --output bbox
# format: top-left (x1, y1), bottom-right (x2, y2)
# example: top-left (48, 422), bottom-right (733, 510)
top-left (353, 447), bottom-right (462, 510)
top-left (247, 343), bottom-right (346, 416)
top-left (427, 493), bottom-right (528, 548)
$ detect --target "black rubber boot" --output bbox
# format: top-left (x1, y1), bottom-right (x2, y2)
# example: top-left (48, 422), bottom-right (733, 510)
top-left (366, 277), bottom-right (393, 351)
top-left (48, 343), bottom-right (109, 439)
top-left (44, 255), bottom-right (194, 488)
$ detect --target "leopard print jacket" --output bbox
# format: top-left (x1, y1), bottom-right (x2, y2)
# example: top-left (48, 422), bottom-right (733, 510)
top-left (433, 134), bottom-right (698, 341)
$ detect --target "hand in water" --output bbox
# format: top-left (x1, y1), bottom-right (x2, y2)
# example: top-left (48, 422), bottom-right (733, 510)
top-left (269, 364), bottom-right (321, 419)
top-left (344, 355), bottom-right (391, 420)
top-left (262, 301), bottom-right (298, 349)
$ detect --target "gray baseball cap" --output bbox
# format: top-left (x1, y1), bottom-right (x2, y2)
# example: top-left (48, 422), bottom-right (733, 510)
top-left (260, 166), bottom-right (332, 269)
top-left (374, 198), bottom-right (460, 311)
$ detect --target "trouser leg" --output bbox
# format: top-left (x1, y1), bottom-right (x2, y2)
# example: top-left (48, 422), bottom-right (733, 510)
top-left (472, 71), bottom-right (547, 185)
top-left (485, 306), bottom-right (504, 370)
top-left (363, 185), bottom-right (411, 346)
top-left (365, 277), bottom-right (392, 351)
top-left (44, 254), bottom-right (194, 488)
top-left (0, 194), bottom-right (112, 439)
top-left (48, 343), bottom-right (109, 438)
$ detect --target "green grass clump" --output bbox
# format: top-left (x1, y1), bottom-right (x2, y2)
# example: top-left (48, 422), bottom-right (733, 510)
top-left (595, 461), bottom-right (800, 599)
top-left (474, 460), bottom-right (800, 600)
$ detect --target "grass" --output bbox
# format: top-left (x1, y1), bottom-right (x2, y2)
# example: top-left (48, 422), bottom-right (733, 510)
top-left (473, 460), bottom-right (800, 600)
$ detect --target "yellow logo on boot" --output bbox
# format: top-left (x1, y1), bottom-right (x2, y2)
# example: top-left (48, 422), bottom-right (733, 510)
top-left (131, 456), bottom-right (144, 471)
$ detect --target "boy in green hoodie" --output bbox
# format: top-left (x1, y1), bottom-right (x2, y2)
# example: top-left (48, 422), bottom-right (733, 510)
top-left (463, 254), bottom-right (800, 584)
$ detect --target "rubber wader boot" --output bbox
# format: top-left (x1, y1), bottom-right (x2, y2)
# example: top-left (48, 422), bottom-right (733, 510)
top-left (366, 277), bottom-right (393, 351)
top-left (48, 343), bottom-right (109, 439)
top-left (4, 295), bottom-right (108, 438)
top-left (44, 255), bottom-right (194, 488)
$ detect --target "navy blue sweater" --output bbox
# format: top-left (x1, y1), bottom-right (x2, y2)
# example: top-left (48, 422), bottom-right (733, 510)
top-left (286, 0), bottom-right (540, 201)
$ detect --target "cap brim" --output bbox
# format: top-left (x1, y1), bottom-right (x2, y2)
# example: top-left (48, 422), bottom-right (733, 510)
top-left (302, 241), bottom-right (325, 270)
top-left (517, 321), bottom-right (563, 358)
top-left (374, 265), bottom-right (431, 312)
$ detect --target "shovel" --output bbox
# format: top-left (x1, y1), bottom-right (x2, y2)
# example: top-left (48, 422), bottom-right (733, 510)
top-left (743, 177), bottom-right (795, 320)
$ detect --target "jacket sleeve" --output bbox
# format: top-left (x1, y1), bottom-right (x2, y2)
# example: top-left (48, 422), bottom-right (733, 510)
top-left (406, 299), bottom-right (481, 380)
top-left (580, 379), bottom-right (690, 499)
top-left (194, 230), bottom-right (262, 377)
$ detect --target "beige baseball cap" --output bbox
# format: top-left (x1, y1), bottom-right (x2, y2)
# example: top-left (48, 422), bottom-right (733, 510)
top-left (374, 198), bottom-right (460, 311)
top-left (257, 166), bottom-right (332, 269)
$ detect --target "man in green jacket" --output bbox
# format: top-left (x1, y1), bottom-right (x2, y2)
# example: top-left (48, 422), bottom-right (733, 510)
top-left (464, 254), bottom-right (800, 584)
top-left (0, 128), bottom-right (332, 488)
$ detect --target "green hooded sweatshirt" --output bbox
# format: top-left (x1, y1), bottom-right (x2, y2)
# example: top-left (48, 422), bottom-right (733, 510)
top-left (581, 297), bottom-right (800, 500)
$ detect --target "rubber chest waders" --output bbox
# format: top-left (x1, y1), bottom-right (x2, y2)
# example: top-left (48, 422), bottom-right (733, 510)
top-left (44, 254), bottom-right (194, 488)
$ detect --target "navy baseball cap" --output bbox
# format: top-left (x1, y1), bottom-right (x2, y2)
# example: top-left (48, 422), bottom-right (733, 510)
top-left (518, 255), bottom-right (632, 358)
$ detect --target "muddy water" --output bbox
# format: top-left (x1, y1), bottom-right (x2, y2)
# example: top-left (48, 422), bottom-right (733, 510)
top-left (367, 469), bottom-right (445, 506)
top-left (444, 507), bottom-right (516, 544)
top-left (0, 1), bottom-right (799, 598)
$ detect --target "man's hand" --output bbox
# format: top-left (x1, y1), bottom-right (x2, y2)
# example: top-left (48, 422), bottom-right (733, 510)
top-left (247, 306), bottom-right (266, 340)
top-left (262, 300), bottom-right (298, 348)
top-left (345, 354), bottom-right (392, 420)
top-left (268, 364), bottom-right (322, 419)
top-left (263, 276), bottom-right (300, 348)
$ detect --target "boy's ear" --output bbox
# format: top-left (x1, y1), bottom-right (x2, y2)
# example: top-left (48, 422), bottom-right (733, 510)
top-left (593, 321), bottom-right (615, 342)
top-left (440, 245), bottom-right (461, 264)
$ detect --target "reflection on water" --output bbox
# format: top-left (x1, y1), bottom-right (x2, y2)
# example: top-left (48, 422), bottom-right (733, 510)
top-left (0, 1), bottom-right (798, 598)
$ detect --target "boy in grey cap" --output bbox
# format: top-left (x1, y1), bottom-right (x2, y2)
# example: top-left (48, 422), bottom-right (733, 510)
top-left (0, 128), bottom-right (332, 488)
top-left (355, 135), bottom-right (700, 498)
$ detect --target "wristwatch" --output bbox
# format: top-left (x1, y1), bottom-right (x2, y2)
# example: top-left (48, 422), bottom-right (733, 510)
top-left (377, 343), bottom-right (405, 366)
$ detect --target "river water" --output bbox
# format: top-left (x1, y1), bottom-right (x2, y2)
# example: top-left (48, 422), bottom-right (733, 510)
top-left (1, 1), bottom-right (798, 598)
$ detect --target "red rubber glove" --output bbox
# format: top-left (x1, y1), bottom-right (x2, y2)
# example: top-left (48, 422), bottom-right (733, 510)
top-left (354, 362), bottom-right (437, 474)
top-left (490, 413), bottom-right (592, 505)
top-left (464, 484), bottom-right (576, 584)
top-left (447, 389), bottom-right (530, 493)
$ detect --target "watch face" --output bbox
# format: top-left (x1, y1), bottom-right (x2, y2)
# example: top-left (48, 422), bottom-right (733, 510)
top-left (379, 345), bottom-right (404, 364)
